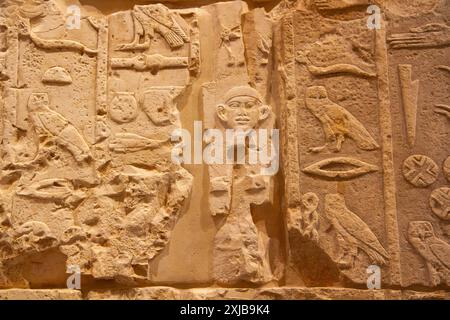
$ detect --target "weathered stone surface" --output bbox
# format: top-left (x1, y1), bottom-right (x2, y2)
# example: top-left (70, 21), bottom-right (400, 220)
top-left (0, 0), bottom-right (448, 299)
top-left (87, 287), bottom-right (450, 300)
top-left (0, 289), bottom-right (82, 300)
top-left (2, 286), bottom-right (449, 300)
top-left (275, 0), bottom-right (450, 290)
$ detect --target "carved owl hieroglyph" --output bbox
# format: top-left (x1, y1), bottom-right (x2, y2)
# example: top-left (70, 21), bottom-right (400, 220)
top-left (408, 221), bottom-right (450, 286)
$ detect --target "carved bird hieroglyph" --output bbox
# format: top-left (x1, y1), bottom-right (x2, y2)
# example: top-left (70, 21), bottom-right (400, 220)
top-left (325, 194), bottom-right (389, 269)
top-left (116, 4), bottom-right (190, 51)
top-left (27, 93), bottom-right (92, 163)
top-left (408, 221), bottom-right (450, 286)
top-left (305, 86), bottom-right (379, 153)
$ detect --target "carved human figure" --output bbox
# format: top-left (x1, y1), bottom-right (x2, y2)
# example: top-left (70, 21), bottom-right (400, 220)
top-left (210, 86), bottom-right (274, 285)
top-left (216, 86), bottom-right (270, 133)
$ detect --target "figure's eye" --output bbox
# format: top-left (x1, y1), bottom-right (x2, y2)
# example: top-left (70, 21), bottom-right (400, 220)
top-left (228, 102), bottom-right (240, 109)
top-left (245, 102), bottom-right (256, 109)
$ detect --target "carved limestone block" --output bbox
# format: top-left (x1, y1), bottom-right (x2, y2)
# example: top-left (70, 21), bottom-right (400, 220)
top-left (0, 0), bottom-right (448, 298)
top-left (0, 1), bottom-right (194, 288)
top-left (276, 9), bottom-right (390, 287)
top-left (385, 1), bottom-right (450, 287)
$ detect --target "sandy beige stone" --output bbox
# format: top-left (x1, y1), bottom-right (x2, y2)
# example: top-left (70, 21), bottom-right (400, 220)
top-left (0, 289), bottom-right (82, 300)
top-left (86, 286), bottom-right (450, 300)
top-left (0, 0), bottom-right (448, 299)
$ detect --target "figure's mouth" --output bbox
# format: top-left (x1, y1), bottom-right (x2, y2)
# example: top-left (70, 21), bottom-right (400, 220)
top-left (235, 117), bottom-right (250, 124)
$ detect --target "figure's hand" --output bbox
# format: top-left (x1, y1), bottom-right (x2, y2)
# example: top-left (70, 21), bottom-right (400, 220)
top-left (388, 23), bottom-right (450, 49)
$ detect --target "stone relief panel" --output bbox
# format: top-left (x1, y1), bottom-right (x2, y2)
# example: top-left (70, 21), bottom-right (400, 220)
top-left (275, 7), bottom-right (390, 286)
top-left (0, 0), bottom-right (193, 288)
top-left (385, 0), bottom-right (450, 287)
top-left (277, 0), bottom-right (449, 289)
top-left (0, 0), bottom-right (448, 298)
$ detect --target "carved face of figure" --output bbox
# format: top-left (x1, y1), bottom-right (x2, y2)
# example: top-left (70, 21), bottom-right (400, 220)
top-left (217, 86), bottom-right (270, 131)
top-left (28, 93), bottom-right (49, 112)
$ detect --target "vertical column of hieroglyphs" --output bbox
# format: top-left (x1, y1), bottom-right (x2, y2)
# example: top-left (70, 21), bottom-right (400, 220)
top-left (386, 0), bottom-right (450, 287)
top-left (276, 2), bottom-right (399, 287)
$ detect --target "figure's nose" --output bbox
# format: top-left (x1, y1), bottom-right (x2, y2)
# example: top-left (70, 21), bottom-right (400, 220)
top-left (237, 105), bottom-right (248, 115)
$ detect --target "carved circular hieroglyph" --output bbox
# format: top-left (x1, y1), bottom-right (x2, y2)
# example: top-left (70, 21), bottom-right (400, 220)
top-left (429, 187), bottom-right (450, 221)
top-left (444, 156), bottom-right (450, 182)
top-left (402, 155), bottom-right (439, 187)
top-left (109, 92), bottom-right (138, 124)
